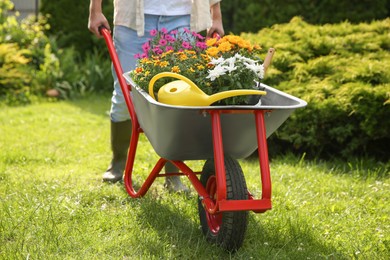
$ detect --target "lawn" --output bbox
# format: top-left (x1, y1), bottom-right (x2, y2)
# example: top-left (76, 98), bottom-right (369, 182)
top-left (0, 95), bottom-right (389, 259)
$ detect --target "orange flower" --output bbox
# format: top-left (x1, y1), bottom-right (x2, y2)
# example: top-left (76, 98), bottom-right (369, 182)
top-left (171, 66), bottom-right (181, 73)
top-left (161, 50), bottom-right (174, 58)
top-left (185, 50), bottom-right (196, 55)
top-left (201, 54), bottom-right (211, 62)
top-left (218, 41), bottom-right (232, 52)
top-left (206, 47), bottom-right (219, 57)
top-left (238, 40), bottom-right (252, 51)
top-left (206, 38), bottom-right (217, 47)
top-left (159, 61), bottom-right (169, 67)
top-left (197, 64), bottom-right (205, 70)
top-left (178, 53), bottom-right (189, 61)
top-left (225, 35), bottom-right (241, 45)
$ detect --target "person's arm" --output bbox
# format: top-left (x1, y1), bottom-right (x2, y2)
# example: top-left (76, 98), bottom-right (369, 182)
top-left (88, 0), bottom-right (110, 38)
top-left (207, 2), bottom-right (224, 37)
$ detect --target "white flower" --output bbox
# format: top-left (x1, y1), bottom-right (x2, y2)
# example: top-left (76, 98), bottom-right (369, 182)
top-left (206, 64), bottom-right (227, 81)
top-left (209, 57), bottom-right (225, 65)
top-left (224, 56), bottom-right (236, 65)
top-left (234, 53), bottom-right (243, 59)
top-left (237, 54), bottom-right (256, 65)
top-left (244, 62), bottom-right (264, 79)
top-left (225, 57), bottom-right (238, 73)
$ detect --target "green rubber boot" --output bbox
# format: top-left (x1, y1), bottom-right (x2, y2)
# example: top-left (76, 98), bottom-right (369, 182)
top-left (164, 162), bottom-right (189, 193)
top-left (102, 120), bottom-right (132, 183)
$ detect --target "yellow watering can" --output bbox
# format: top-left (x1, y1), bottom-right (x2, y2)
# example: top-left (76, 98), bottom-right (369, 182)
top-left (148, 72), bottom-right (267, 106)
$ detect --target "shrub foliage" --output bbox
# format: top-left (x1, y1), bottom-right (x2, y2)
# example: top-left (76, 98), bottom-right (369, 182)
top-left (40, 0), bottom-right (113, 55)
top-left (0, 0), bottom-right (112, 104)
top-left (39, 0), bottom-right (389, 57)
top-left (244, 17), bottom-right (390, 159)
top-left (0, 0), bottom-right (56, 104)
top-left (222, 0), bottom-right (389, 34)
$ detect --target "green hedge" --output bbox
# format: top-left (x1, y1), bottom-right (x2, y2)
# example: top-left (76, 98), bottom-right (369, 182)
top-left (243, 17), bottom-right (390, 159)
top-left (40, 0), bottom-right (113, 55)
top-left (0, 0), bottom-right (58, 104)
top-left (0, 0), bottom-right (112, 104)
top-left (222, 0), bottom-right (389, 34)
top-left (39, 0), bottom-right (389, 56)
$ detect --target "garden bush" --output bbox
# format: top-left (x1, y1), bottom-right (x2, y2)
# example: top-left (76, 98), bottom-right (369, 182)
top-left (0, 42), bottom-right (32, 104)
top-left (40, 0), bottom-right (113, 55)
top-left (39, 0), bottom-right (389, 57)
top-left (0, 0), bottom-right (112, 104)
top-left (222, 0), bottom-right (389, 34)
top-left (243, 17), bottom-right (390, 159)
top-left (0, 0), bottom-right (54, 104)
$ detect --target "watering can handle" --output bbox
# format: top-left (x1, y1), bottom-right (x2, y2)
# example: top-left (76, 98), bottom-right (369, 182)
top-left (148, 72), bottom-right (201, 100)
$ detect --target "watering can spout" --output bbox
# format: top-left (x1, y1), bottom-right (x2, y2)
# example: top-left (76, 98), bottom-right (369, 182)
top-left (206, 89), bottom-right (266, 105)
top-left (148, 72), bottom-right (266, 106)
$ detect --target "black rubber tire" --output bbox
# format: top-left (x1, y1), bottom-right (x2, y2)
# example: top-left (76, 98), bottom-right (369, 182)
top-left (198, 156), bottom-right (249, 252)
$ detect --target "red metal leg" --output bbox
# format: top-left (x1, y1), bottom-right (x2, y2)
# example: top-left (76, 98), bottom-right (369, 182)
top-left (204, 110), bottom-right (272, 213)
top-left (123, 127), bottom-right (166, 198)
top-left (171, 161), bottom-right (217, 213)
top-left (210, 111), bottom-right (227, 204)
top-left (255, 111), bottom-right (272, 201)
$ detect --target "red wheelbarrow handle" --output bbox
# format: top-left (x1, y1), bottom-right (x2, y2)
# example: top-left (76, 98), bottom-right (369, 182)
top-left (98, 25), bottom-right (138, 124)
top-left (99, 26), bottom-right (132, 92)
top-left (98, 25), bottom-right (148, 198)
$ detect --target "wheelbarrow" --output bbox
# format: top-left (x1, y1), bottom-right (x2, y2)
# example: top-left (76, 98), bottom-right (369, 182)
top-left (100, 27), bottom-right (307, 252)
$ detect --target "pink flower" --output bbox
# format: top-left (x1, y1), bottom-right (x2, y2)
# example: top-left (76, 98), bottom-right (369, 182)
top-left (150, 29), bottom-right (158, 36)
top-left (165, 34), bottom-right (175, 43)
top-left (134, 53), bottom-right (141, 59)
top-left (142, 42), bottom-right (150, 52)
top-left (170, 30), bottom-right (178, 35)
top-left (183, 28), bottom-right (191, 34)
top-left (153, 47), bottom-right (163, 55)
top-left (196, 41), bottom-right (207, 49)
top-left (195, 33), bottom-right (205, 40)
top-left (161, 28), bottom-right (168, 34)
top-left (182, 41), bottom-right (192, 49)
top-left (159, 39), bottom-right (167, 46)
top-left (165, 46), bottom-right (174, 52)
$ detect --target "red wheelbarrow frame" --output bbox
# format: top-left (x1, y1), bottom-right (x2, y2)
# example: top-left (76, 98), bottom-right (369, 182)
top-left (100, 27), bottom-right (272, 214)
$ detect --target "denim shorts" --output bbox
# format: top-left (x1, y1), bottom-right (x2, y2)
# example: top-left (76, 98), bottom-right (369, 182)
top-left (110, 14), bottom-right (191, 122)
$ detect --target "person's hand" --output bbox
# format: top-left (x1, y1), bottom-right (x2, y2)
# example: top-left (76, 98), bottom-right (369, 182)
top-left (88, 10), bottom-right (110, 38)
top-left (207, 2), bottom-right (224, 38)
top-left (207, 20), bottom-right (224, 38)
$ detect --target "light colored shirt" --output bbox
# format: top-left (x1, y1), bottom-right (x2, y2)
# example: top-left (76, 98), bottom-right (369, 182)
top-left (144, 0), bottom-right (192, 15)
top-left (113, 0), bottom-right (221, 36)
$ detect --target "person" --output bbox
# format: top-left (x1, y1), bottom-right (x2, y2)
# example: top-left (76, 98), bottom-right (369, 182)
top-left (88, 0), bottom-right (224, 191)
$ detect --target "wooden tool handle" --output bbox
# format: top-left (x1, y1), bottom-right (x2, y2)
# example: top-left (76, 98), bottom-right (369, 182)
top-left (263, 48), bottom-right (275, 75)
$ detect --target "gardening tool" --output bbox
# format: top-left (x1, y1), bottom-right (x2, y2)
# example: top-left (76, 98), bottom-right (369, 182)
top-left (263, 48), bottom-right (275, 74)
top-left (148, 72), bottom-right (267, 106)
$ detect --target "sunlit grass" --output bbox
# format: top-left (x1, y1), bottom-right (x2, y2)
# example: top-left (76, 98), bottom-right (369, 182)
top-left (1, 95), bottom-right (388, 259)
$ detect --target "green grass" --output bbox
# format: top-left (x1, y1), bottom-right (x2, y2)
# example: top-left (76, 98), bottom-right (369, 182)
top-left (1, 95), bottom-right (389, 259)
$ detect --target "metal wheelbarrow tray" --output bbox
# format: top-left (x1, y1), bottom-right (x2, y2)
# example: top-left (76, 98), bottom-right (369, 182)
top-left (101, 27), bottom-right (307, 252)
top-left (124, 74), bottom-right (306, 160)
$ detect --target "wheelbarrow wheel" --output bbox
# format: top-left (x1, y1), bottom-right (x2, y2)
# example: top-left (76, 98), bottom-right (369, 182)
top-left (198, 156), bottom-right (248, 252)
